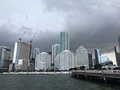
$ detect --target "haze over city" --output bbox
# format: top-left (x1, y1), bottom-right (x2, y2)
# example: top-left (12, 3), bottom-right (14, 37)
top-left (0, 0), bottom-right (120, 52)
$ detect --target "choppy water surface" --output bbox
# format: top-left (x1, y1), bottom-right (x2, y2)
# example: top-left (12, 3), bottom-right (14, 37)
top-left (0, 74), bottom-right (120, 90)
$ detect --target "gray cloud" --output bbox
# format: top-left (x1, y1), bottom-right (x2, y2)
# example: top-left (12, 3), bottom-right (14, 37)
top-left (43, 0), bottom-right (120, 51)
top-left (0, 0), bottom-right (120, 54)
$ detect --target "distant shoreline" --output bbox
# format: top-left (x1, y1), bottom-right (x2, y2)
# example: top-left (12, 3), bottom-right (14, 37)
top-left (2, 71), bottom-right (72, 75)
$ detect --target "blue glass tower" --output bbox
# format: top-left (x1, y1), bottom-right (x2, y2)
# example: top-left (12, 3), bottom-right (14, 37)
top-left (60, 31), bottom-right (70, 52)
top-left (94, 48), bottom-right (101, 64)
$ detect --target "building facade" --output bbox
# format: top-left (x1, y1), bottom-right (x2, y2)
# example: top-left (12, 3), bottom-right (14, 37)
top-left (17, 59), bottom-right (28, 71)
top-left (118, 34), bottom-right (120, 52)
top-left (35, 52), bottom-right (51, 71)
top-left (12, 42), bottom-right (30, 70)
top-left (88, 54), bottom-right (93, 69)
top-left (54, 50), bottom-right (75, 70)
top-left (32, 47), bottom-right (40, 59)
top-left (76, 46), bottom-right (89, 69)
top-left (94, 48), bottom-right (101, 65)
top-left (114, 46), bottom-right (120, 66)
top-left (52, 44), bottom-right (60, 66)
top-left (0, 46), bottom-right (11, 67)
top-left (60, 31), bottom-right (70, 52)
top-left (101, 47), bottom-right (117, 65)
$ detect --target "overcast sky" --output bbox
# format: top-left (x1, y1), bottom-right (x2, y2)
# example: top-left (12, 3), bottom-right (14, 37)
top-left (0, 0), bottom-right (120, 53)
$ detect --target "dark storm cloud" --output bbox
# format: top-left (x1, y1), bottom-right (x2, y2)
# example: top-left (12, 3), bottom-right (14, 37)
top-left (0, 0), bottom-right (120, 54)
top-left (0, 22), bottom-right (60, 52)
top-left (0, 23), bottom-right (17, 48)
top-left (32, 30), bottom-right (60, 52)
top-left (43, 0), bottom-right (120, 51)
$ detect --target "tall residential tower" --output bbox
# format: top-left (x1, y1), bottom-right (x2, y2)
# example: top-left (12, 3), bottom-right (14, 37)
top-left (60, 31), bottom-right (70, 52)
top-left (0, 46), bottom-right (11, 67)
top-left (118, 34), bottom-right (120, 52)
top-left (94, 48), bottom-right (101, 65)
top-left (76, 46), bottom-right (89, 69)
top-left (52, 44), bottom-right (60, 66)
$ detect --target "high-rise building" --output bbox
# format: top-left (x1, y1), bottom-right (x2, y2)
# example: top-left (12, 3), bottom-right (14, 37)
top-left (114, 46), bottom-right (120, 66)
top-left (17, 59), bottom-right (28, 71)
top-left (94, 48), bottom-right (101, 65)
top-left (32, 47), bottom-right (40, 59)
top-left (35, 52), bottom-right (51, 71)
top-left (118, 34), bottom-right (120, 52)
top-left (101, 47), bottom-right (117, 65)
top-left (0, 46), bottom-right (11, 67)
top-left (60, 31), bottom-right (70, 52)
top-left (88, 54), bottom-right (93, 69)
top-left (54, 50), bottom-right (75, 70)
top-left (98, 55), bottom-right (108, 63)
top-left (12, 42), bottom-right (30, 70)
top-left (52, 44), bottom-right (60, 66)
top-left (116, 53), bottom-right (120, 66)
top-left (76, 46), bottom-right (89, 69)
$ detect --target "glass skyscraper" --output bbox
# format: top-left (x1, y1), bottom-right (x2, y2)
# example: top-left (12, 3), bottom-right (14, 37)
top-left (118, 34), bottom-right (120, 52)
top-left (52, 44), bottom-right (60, 66)
top-left (0, 46), bottom-right (11, 67)
top-left (98, 55), bottom-right (108, 63)
top-left (32, 47), bottom-right (40, 59)
top-left (60, 31), bottom-right (70, 52)
top-left (94, 48), bottom-right (101, 64)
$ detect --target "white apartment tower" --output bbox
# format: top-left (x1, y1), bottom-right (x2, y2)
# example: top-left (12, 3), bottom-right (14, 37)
top-left (76, 46), bottom-right (89, 69)
top-left (54, 50), bottom-right (75, 70)
top-left (35, 52), bottom-right (51, 70)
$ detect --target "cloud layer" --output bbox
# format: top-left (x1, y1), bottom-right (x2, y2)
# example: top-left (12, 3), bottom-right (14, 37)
top-left (0, 0), bottom-right (120, 53)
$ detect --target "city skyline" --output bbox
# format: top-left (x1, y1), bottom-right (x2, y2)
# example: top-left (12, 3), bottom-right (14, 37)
top-left (0, 1), bottom-right (120, 90)
top-left (0, 31), bottom-right (119, 62)
top-left (0, 31), bottom-right (119, 71)
top-left (0, 0), bottom-right (120, 52)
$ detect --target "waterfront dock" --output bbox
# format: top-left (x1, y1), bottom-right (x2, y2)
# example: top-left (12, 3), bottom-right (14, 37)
top-left (72, 70), bottom-right (120, 83)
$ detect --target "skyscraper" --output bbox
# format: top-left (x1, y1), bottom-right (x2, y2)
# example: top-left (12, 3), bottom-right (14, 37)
top-left (60, 31), bottom-right (70, 52)
top-left (35, 52), bottom-right (51, 71)
top-left (12, 42), bottom-right (30, 70)
top-left (54, 50), bottom-right (75, 70)
top-left (118, 34), bottom-right (120, 52)
top-left (17, 59), bottom-right (29, 71)
top-left (114, 46), bottom-right (120, 66)
top-left (94, 48), bottom-right (101, 65)
top-left (0, 46), bottom-right (11, 67)
top-left (98, 55), bottom-right (108, 63)
top-left (76, 46), bottom-right (89, 69)
top-left (52, 44), bottom-right (60, 66)
top-left (88, 54), bottom-right (93, 69)
top-left (101, 47), bottom-right (117, 65)
top-left (32, 47), bottom-right (40, 59)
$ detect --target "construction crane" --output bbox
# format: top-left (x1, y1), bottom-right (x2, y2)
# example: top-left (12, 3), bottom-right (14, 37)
top-left (29, 33), bottom-right (37, 60)
top-left (18, 27), bottom-right (28, 42)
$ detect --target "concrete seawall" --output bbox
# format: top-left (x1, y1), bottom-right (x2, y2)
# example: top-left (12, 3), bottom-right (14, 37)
top-left (3, 71), bottom-right (71, 75)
